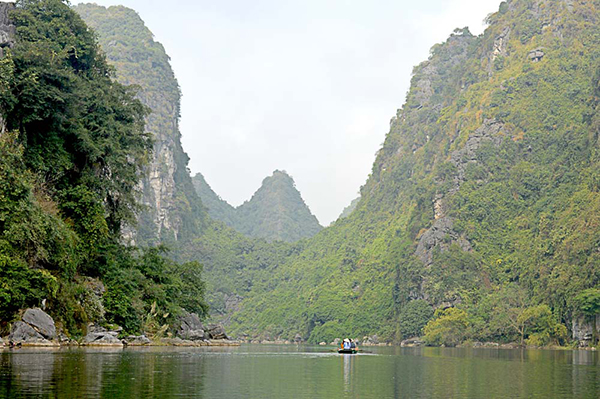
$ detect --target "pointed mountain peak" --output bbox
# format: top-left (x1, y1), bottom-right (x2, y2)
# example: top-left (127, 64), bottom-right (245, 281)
top-left (192, 170), bottom-right (322, 242)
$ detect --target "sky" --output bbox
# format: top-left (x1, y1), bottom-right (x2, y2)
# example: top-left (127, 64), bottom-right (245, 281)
top-left (74, 0), bottom-right (502, 226)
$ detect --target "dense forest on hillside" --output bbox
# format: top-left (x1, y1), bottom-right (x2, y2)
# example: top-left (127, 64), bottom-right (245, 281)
top-left (193, 171), bottom-right (322, 242)
top-left (220, 0), bottom-right (600, 345)
top-left (0, 0), bottom-right (207, 336)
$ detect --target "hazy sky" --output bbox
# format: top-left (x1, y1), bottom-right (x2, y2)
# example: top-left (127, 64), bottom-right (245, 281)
top-left (74, 0), bottom-right (502, 225)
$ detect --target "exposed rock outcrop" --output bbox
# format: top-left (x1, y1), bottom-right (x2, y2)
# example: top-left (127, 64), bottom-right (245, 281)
top-left (7, 309), bottom-right (58, 346)
top-left (124, 335), bottom-right (151, 346)
top-left (528, 48), bottom-right (545, 62)
top-left (415, 217), bottom-right (472, 266)
top-left (206, 324), bottom-right (228, 340)
top-left (176, 312), bottom-right (206, 341)
top-left (0, 2), bottom-right (15, 57)
top-left (449, 119), bottom-right (504, 194)
top-left (83, 324), bottom-right (123, 346)
top-left (572, 315), bottom-right (600, 345)
top-left (22, 308), bottom-right (57, 340)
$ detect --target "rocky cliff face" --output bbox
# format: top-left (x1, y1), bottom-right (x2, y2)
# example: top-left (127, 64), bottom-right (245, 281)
top-left (75, 4), bottom-right (206, 245)
top-left (0, 2), bottom-right (14, 134)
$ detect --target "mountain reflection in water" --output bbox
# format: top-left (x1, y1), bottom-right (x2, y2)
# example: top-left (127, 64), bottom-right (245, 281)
top-left (0, 345), bottom-right (598, 398)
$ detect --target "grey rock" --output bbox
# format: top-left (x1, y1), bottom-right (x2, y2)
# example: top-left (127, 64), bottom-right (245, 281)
top-left (572, 315), bottom-right (600, 343)
top-left (528, 49), bottom-right (545, 62)
top-left (176, 312), bottom-right (205, 341)
top-left (83, 324), bottom-right (123, 346)
top-left (125, 335), bottom-right (151, 346)
top-left (206, 324), bottom-right (228, 340)
top-left (294, 334), bottom-right (303, 343)
top-left (415, 217), bottom-right (472, 266)
top-left (22, 308), bottom-right (57, 339)
top-left (489, 27), bottom-right (511, 75)
top-left (450, 119), bottom-right (504, 191)
top-left (362, 335), bottom-right (379, 345)
top-left (401, 337), bottom-right (424, 347)
top-left (9, 321), bottom-right (47, 344)
top-left (0, 2), bottom-right (15, 56)
top-left (58, 333), bottom-right (70, 343)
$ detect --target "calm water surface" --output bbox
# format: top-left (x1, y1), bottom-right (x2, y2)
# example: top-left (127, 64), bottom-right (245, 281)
top-left (0, 344), bottom-right (598, 398)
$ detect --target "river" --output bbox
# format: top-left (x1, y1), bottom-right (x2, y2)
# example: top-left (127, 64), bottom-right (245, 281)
top-left (1, 345), bottom-right (598, 398)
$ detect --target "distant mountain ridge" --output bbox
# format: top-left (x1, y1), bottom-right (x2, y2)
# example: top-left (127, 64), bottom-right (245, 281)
top-left (193, 171), bottom-right (322, 242)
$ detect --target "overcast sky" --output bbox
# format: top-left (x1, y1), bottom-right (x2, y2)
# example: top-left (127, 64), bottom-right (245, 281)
top-left (75, 0), bottom-right (502, 225)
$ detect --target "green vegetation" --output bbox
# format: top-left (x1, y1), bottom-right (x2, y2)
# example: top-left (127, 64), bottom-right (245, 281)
top-left (424, 308), bottom-right (471, 347)
top-left (4, 0), bottom-right (598, 348)
top-left (193, 170), bottom-right (322, 243)
top-left (217, 0), bottom-right (600, 344)
top-left (0, 0), bottom-right (207, 335)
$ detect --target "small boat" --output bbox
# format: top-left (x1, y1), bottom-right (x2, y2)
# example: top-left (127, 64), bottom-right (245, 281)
top-left (338, 348), bottom-right (357, 354)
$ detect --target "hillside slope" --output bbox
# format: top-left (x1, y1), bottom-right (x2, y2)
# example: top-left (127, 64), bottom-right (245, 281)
top-left (225, 0), bottom-right (600, 344)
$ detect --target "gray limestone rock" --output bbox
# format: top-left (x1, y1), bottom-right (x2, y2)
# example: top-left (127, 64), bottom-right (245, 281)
top-left (176, 312), bottom-right (205, 341)
top-left (449, 119), bottom-right (504, 192)
top-left (83, 324), bottom-right (123, 346)
top-left (0, 2), bottom-right (15, 53)
top-left (415, 217), bottom-right (472, 266)
top-left (528, 49), bottom-right (545, 62)
top-left (401, 337), bottom-right (424, 347)
top-left (9, 321), bottom-right (47, 344)
top-left (22, 308), bottom-right (57, 340)
top-left (572, 315), bottom-right (600, 344)
top-left (125, 335), bottom-right (151, 346)
top-left (206, 324), bottom-right (228, 340)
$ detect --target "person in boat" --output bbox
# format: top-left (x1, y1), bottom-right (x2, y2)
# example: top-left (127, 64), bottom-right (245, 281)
top-left (350, 339), bottom-right (356, 350)
top-left (342, 339), bottom-right (351, 350)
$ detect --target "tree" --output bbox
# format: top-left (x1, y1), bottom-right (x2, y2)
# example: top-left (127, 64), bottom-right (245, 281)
top-left (516, 305), bottom-right (566, 347)
top-left (398, 300), bottom-right (434, 339)
top-left (424, 307), bottom-right (471, 346)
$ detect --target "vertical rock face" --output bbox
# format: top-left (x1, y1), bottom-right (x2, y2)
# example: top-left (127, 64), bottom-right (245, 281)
top-left (0, 2), bottom-right (15, 55)
top-left (75, 4), bottom-right (205, 245)
top-left (572, 315), bottom-right (600, 343)
top-left (0, 2), bottom-right (14, 134)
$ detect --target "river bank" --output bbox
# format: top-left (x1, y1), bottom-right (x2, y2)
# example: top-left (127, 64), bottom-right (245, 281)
top-left (1, 308), bottom-right (239, 349)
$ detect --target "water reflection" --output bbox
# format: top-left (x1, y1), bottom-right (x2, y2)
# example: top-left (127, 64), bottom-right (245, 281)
top-left (0, 346), bottom-right (598, 398)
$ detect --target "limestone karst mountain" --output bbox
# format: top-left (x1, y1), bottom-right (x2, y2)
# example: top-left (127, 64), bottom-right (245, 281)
top-left (77, 0), bottom-right (600, 344)
top-left (223, 0), bottom-right (600, 343)
top-left (75, 4), bottom-right (207, 246)
top-left (193, 171), bottom-right (322, 242)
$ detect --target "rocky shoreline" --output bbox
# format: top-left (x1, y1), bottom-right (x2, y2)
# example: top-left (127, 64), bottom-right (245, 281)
top-left (1, 308), bottom-right (239, 349)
